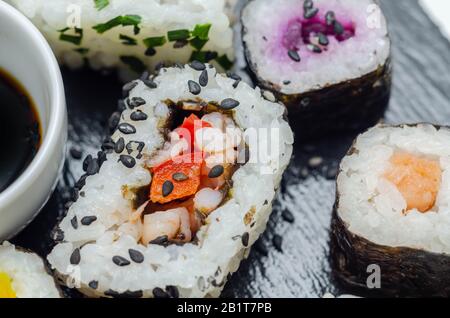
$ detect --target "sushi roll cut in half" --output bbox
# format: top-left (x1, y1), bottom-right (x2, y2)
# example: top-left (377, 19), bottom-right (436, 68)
top-left (0, 242), bottom-right (60, 298)
top-left (331, 124), bottom-right (450, 297)
top-left (242, 0), bottom-right (392, 138)
top-left (48, 63), bottom-right (294, 298)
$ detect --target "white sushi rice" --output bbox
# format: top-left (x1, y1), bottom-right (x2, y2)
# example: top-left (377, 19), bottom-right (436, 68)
top-left (8, 0), bottom-right (234, 79)
top-left (0, 242), bottom-right (60, 298)
top-left (242, 0), bottom-right (390, 94)
top-left (47, 64), bottom-right (294, 298)
top-left (337, 124), bottom-right (450, 254)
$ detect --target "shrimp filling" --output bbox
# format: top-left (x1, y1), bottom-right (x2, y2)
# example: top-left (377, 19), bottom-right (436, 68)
top-left (133, 110), bottom-right (242, 245)
top-left (385, 152), bottom-right (442, 213)
top-left (0, 272), bottom-right (16, 298)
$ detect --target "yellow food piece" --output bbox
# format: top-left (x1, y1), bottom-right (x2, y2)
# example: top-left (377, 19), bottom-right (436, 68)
top-left (385, 153), bottom-right (442, 213)
top-left (0, 272), bottom-right (16, 298)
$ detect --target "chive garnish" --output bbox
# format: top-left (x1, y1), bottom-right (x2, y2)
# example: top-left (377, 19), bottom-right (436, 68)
top-left (190, 37), bottom-right (208, 51)
top-left (59, 27), bottom-right (83, 45)
top-left (143, 36), bottom-right (167, 48)
top-left (93, 15), bottom-right (142, 34)
top-left (216, 54), bottom-right (233, 70)
top-left (191, 23), bottom-right (211, 40)
top-left (93, 0), bottom-right (109, 10)
top-left (167, 29), bottom-right (191, 42)
top-left (120, 34), bottom-right (138, 46)
top-left (74, 48), bottom-right (89, 55)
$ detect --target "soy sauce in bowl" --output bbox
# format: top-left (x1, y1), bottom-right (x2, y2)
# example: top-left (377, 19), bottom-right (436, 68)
top-left (0, 69), bottom-right (41, 193)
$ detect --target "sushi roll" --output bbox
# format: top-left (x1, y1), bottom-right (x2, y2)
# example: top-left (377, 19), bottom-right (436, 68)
top-left (242, 0), bottom-right (392, 138)
top-left (47, 63), bottom-right (294, 298)
top-left (331, 124), bottom-right (450, 297)
top-left (8, 0), bottom-right (235, 78)
top-left (0, 242), bottom-right (60, 298)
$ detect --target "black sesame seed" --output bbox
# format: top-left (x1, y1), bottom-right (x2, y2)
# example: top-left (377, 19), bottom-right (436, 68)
top-left (283, 80), bottom-right (291, 85)
top-left (81, 216), bottom-right (97, 226)
top-left (122, 81), bottom-right (138, 98)
top-left (188, 80), bottom-right (201, 95)
top-left (241, 232), bottom-right (250, 247)
top-left (282, 210), bottom-right (295, 223)
top-left (70, 248), bottom-right (81, 265)
top-left (86, 159), bottom-right (100, 176)
top-left (145, 47), bottom-right (156, 56)
top-left (101, 138), bottom-right (115, 152)
top-left (118, 123), bottom-right (136, 135)
top-left (143, 79), bottom-right (157, 89)
top-left (149, 235), bottom-right (169, 246)
top-left (162, 180), bottom-right (174, 197)
top-left (208, 165), bottom-right (224, 178)
top-left (104, 289), bottom-right (120, 297)
top-left (227, 72), bottom-right (242, 81)
top-left (140, 71), bottom-right (150, 81)
top-left (172, 172), bottom-right (189, 182)
top-left (119, 155), bottom-right (136, 168)
top-left (166, 286), bottom-right (179, 298)
top-left (128, 249), bottom-right (144, 264)
top-left (130, 110), bottom-right (148, 121)
top-left (199, 70), bottom-right (208, 87)
top-left (70, 146), bottom-right (82, 160)
top-left (115, 137), bottom-right (125, 154)
top-left (70, 216), bottom-right (78, 229)
top-left (334, 21), bottom-right (344, 35)
top-left (304, 7), bottom-right (319, 19)
top-left (126, 141), bottom-right (145, 155)
top-left (128, 97), bottom-right (146, 109)
top-left (317, 32), bottom-right (329, 46)
top-left (307, 44), bottom-right (322, 53)
top-left (273, 234), bottom-right (283, 252)
top-left (108, 112), bottom-right (121, 133)
top-left (112, 255), bottom-right (131, 267)
top-left (83, 155), bottom-right (92, 172)
top-left (303, 0), bottom-right (313, 10)
top-left (79, 191), bottom-right (85, 197)
top-left (220, 98), bottom-right (240, 110)
top-left (288, 50), bottom-right (301, 62)
top-left (122, 290), bottom-right (144, 298)
top-left (189, 60), bottom-right (206, 71)
top-left (326, 11), bottom-right (336, 26)
top-left (117, 99), bottom-right (127, 112)
top-left (88, 280), bottom-right (98, 290)
top-left (153, 287), bottom-right (170, 298)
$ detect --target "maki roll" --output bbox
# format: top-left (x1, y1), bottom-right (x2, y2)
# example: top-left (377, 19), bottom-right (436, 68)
top-left (47, 63), bottom-right (293, 298)
top-left (242, 0), bottom-right (392, 138)
top-left (0, 242), bottom-right (60, 298)
top-left (8, 0), bottom-right (234, 78)
top-left (331, 124), bottom-right (450, 297)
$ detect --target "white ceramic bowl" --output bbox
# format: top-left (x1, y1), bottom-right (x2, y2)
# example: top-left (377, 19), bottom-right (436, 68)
top-left (0, 2), bottom-right (67, 240)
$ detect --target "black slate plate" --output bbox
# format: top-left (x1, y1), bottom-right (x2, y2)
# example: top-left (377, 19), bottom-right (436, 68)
top-left (12, 0), bottom-right (450, 298)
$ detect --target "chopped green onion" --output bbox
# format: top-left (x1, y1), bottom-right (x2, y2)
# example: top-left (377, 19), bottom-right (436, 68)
top-left (215, 54), bottom-right (233, 70)
top-left (191, 24), bottom-right (211, 41)
top-left (120, 56), bottom-right (146, 73)
top-left (93, 15), bottom-right (142, 34)
top-left (190, 37), bottom-right (208, 51)
top-left (59, 28), bottom-right (83, 45)
top-left (167, 29), bottom-right (190, 42)
top-left (143, 36), bottom-right (167, 48)
top-left (189, 51), bottom-right (218, 63)
top-left (119, 34), bottom-right (138, 46)
top-left (94, 0), bottom-right (109, 10)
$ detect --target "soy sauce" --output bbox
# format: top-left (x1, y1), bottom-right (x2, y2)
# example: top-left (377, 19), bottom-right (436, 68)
top-left (0, 69), bottom-right (41, 193)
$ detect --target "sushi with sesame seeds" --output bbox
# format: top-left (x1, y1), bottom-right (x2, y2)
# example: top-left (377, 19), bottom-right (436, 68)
top-left (242, 0), bottom-right (392, 139)
top-left (47, 62), bottom-right (294, 298)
